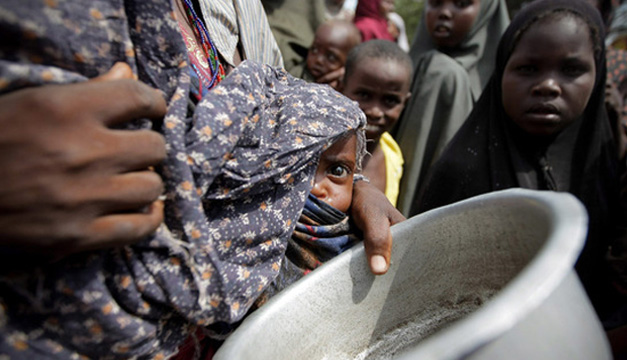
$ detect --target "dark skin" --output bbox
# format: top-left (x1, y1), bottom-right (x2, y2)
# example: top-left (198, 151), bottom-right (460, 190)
top-left (425, 0), bottom-right (480, 50)
top-left (0, 63), bottom-right (166, 262)
top-left (351, 180), bottom-right (404, 273)
top-left (306, 20), bottom-right (360, 90)
top-left (342, 57), bottom-right (411, 195)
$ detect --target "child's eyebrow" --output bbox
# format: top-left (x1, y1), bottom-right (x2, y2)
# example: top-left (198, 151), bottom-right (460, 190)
top-left (324, 154), bottom-right (356, 168)
top-left (562, 56), bottom-right (593, 64)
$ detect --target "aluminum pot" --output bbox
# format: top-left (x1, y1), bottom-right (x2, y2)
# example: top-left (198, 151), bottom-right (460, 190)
top-left (214, 189), bottom-right (611, 360)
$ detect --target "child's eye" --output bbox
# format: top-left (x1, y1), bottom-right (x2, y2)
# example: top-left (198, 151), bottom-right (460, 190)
top-left (516, 65), bottom-right (536, 75)
top-left (326, 53), bottom-right (338, 63)
top-left (562, 64), bottom-right (588, 77)
top-left (356, 91), bottom-right (371, 101)
top-left (310, 47), bottom-right (319, 54)
top-left (455, 0), bottom-right (473, 8)
top-left (384, 96), bottom-right (402, 107)
top-left (328, 164), bottom-right (351, 178)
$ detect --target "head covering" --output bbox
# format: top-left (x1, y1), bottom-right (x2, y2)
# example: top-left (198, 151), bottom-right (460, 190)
top-left (410, 0), bottom-right (510, 97)
top-left (415, 0), bottom-right (620, 318)
top-left (388, 12), bottom-right (410, 52)
top-left (0, 0), bottom-right (365, 354)
top-left (394, 0), bottom-right (509, 216)
top-left (353, 0), bottom-right (395, 42)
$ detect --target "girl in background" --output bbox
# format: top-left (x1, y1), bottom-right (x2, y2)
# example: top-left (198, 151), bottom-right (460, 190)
top-left (394, 0), bottom-right (509, 216)
top-left (416, 0), bottom-right (625, 341)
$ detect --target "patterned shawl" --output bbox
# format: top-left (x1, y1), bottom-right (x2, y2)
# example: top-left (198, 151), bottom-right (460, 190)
top-left (251, 193), bottom-right (360, 308)
top-left (0, 1), bottom-right (365, 358)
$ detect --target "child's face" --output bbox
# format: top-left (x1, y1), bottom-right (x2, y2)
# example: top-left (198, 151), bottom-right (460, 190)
top-left (342, 58), bottom-right (411, 143)
top-left (501, 16), bottom-right (596, 137)
top-left (425, 0), bottom-right (480, 50)
top-left (311, 134), bottom-right (357, 213)
top-left (307, 24), bottom-right (353, 80)
top-left (379, 0), bottom-right (395, 17)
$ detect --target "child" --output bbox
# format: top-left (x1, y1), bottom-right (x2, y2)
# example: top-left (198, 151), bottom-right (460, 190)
top-left (393, 0), bottom-right (510, 216)
top-left (342, 39), bottom-right (412, 206)
top-left (253, 128), bottom-right (367, 307)
top-left (297, 18), bottom-right (361, 90)
top-left (0, 61), bottom-right (366, 359)
top-left (415, 0), bottom-right (624, 335)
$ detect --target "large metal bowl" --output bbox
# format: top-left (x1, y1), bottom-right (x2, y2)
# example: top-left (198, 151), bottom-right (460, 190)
top-left (214, 189), bottom-right (611, 360)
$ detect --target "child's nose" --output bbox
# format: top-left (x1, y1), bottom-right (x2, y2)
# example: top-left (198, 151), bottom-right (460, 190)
top-left (310, 180), bottom-right (328, 201)
top-left (532, 77), bottom-right (561, 97)
top-left (314, 53), bottom-right (326, 65)
top-left (365, 105), bottom-right (384, 121)
top-left (438, 6), bottom-right (453, 19)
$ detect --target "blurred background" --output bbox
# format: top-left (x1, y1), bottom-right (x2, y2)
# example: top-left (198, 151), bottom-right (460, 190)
top-left (343, 0), bottom-right (529, 44)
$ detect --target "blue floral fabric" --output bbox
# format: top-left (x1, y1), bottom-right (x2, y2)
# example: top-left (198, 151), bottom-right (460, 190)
top-left (251, 193), bottom-right (360, 309)
top-left (0, 1), bottom-right (365, 358)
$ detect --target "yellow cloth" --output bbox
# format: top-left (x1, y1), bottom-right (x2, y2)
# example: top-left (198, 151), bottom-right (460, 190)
top-left (380, 132), bottom-right (404, 207)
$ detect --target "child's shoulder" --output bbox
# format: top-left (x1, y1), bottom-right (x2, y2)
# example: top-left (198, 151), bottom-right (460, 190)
top-left (413, 50), bottom-right (472, 95)
top-left (379, 132), bottom-right (401, 155)
top-left (417, 49), bottom-right (467, 77)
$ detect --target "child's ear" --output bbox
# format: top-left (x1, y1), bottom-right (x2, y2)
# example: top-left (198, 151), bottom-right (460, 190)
top-left (403, 92), bottom-right (412, 107)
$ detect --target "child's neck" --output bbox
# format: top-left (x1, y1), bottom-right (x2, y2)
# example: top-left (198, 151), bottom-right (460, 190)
top-left (363, 139), bottom-right (386, 194)
top-left (366, 137), bottom-right (380, 154)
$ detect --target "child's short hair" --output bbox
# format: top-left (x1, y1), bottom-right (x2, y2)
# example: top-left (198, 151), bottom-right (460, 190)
top-left (343, 39), bottom-right (413, 83)
top-left (325, 19), bottom-right (362, 49)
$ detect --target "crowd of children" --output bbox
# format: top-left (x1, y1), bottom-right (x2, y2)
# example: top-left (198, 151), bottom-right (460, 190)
top-left (1, 0), bottom-right (627, 358)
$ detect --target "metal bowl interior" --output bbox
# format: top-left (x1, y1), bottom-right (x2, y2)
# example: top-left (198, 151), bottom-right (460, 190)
top-left (214, 189), bottom-right (611, 360)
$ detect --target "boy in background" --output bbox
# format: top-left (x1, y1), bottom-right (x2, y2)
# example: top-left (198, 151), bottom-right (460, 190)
top-left (295, 19), bottom-right (361, 90)
top-left (342, 39), bottom-right (412, 207)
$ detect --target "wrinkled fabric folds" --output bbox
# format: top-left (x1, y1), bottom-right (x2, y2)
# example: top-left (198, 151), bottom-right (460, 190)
top-left (0, 1), bottom-right (365, 358)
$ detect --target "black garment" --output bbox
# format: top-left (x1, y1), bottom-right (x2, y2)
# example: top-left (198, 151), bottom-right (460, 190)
top-left (415, 0), bottom-right (621, 321)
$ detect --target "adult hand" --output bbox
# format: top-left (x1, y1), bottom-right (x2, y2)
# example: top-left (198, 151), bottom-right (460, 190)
top-left (0, 63), bottom-right (167, 263)
top-left (351, 180), bottom-right (405, 275)
top-left (315, 67), bottom-right (345, 91)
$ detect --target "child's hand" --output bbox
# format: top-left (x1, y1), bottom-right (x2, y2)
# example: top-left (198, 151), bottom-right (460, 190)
top-left (316, 67), bottom-right (345, 91)
top-left (351, 180), bottom-right (405, 275)
top-left (0, 63), bottom-right (167, 265)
